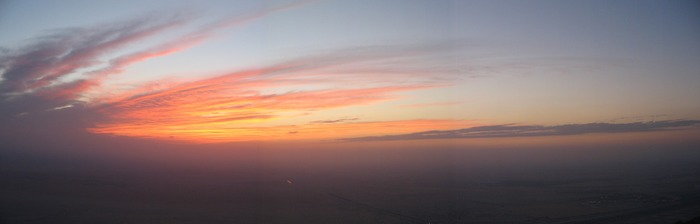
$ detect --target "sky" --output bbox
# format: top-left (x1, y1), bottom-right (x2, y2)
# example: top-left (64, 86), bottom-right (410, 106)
top-left (1, 0), bottom-right (699, 144)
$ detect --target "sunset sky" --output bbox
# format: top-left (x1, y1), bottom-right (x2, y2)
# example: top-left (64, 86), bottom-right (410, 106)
top-left (1, 0), bottom-right (699, 144)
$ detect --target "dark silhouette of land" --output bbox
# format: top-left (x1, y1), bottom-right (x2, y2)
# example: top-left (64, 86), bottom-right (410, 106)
top-left (2, 136), bottom-right (700, 223)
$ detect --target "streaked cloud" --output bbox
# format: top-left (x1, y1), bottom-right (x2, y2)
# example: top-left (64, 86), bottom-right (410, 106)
top-left (280, 119), bottom-right (471, 142)
top-left (400, 101), bottom-right (460, 108)
top-left (342, 120), bottom-right (700, 141)
top-left (50, 1), bottom-right (313, 101)
top-left (310, 117), bottom-right (358, 124)
top-left (6, 1), bottom-right (680, 145)
top-left (89, 64), bottom-right (440, 142)
top-left (1, 6), bottom-right (468, 143)
top-left (82, 37), bottom-right (469, 142)
top-left (1, 1), bottom-right (310, 108)
top-left (91, 118), bottom-right (469, 143)
top-left (0, 14), bottom-right (189, 95)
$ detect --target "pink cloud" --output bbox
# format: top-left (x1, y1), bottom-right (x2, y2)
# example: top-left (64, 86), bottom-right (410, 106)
top-left (33, 1), bottom-right (312, 101)
top-left (89, 62), bottom-right (441, 142)
top-left (1, 15), bottom-right (190, 94)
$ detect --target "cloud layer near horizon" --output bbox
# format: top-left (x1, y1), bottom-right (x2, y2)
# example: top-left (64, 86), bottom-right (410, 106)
top-left (342, 120), bottom-right (700, 141)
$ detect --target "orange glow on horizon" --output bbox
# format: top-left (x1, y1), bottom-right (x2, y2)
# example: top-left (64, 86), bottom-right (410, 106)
top-left (90, 119), bottom-right (471, 143)
top-left (87, 66), bottom-right (453, 143)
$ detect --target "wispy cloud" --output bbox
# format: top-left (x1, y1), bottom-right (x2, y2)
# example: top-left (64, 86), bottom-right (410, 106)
top-left (84, 40), bottom-right (466, 142)
top-left (2, 32), bottom-right (466, 143)
top-left (91, 118), bottom-right (469, 143)
top-left (50, 1), bottom-right (314, 101)
top-left (0, 3), bottom-right (529, 144)
top-left (90, 66), bottom-right (438, 142)
top-left (1, 2), bottom-right (312, 118)
top-left (400, 101), bottom-right (460, 108)
top-left (0, 14), bottom-right (190, 95)
top-left (342, 120), bottom-right (700, 141)
top-left (0, 13), bottom-right (195, 128)
top-left (310, 118), bottom-right (359, 124)
top-left (280, 119), bottom-right (471, 142)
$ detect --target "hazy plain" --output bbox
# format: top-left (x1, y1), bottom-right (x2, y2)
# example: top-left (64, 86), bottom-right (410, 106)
top-left (2, 131), bottom-right (700, 224)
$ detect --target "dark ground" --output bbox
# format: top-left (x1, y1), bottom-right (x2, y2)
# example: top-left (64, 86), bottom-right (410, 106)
top-left (2, 138), bottom-right (700, 224)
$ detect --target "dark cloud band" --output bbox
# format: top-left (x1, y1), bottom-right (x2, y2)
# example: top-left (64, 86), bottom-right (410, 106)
top-left (342, 120), bottom-right (700, 141)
